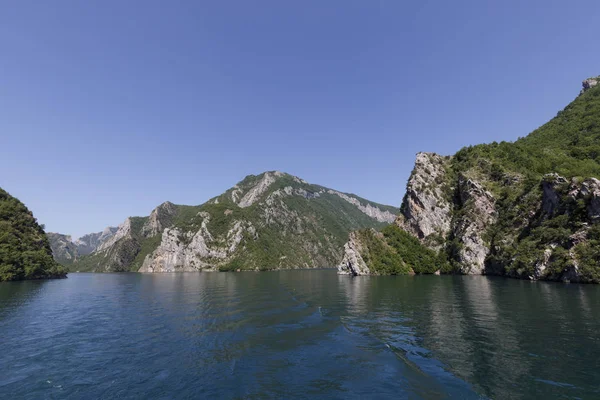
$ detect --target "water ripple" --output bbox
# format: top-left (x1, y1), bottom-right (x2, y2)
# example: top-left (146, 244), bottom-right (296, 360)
top-left (1, 271), bottom-right (599, 399)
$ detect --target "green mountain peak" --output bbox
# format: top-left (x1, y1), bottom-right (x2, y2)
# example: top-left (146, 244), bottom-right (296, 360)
top-left (56, 172), bottom-right (398, 273)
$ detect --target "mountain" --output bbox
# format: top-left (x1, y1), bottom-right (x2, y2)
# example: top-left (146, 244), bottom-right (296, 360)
top-left (47, 233), bottom-right (80, 265)
top-left (75, 227), bottom-right (119, 255)
top-left (73, 171), bottom-right (398, 272)
top-left (339, 76), bottom-right (600, 283)
top-left (0, 188), bottom-right (67, 281)
top-left (48, 227), bottom-right (117, 265)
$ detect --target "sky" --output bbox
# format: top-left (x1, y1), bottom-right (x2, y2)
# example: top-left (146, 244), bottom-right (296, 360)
top-left (1, 0), bottom-right (600, 238)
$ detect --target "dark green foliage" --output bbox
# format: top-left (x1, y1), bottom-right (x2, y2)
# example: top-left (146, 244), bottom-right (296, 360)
top-left (359, 228), bottom-right (410, 275)
top-left (131, 233), bottom-right (162, 270)
top-left (567, 224), bottom-right (600, 283)
top-left (444, 237), bottom-right (465, 273)
top-left (357, 225), bottom-right (447, 275)
top-left (0, 188), bottom-right (67, 281)
top-left (449, 83), bottom-right (600, 202)
top-left (381, 225), bottom-right (443, 274)
top-left (440, 83), bottom-right (600, 281)
top-left (219, 190), bottom-right (394, 271)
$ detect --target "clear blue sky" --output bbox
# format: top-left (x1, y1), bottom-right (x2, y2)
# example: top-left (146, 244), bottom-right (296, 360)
top-left (1, 0), bottom-right (599, 238)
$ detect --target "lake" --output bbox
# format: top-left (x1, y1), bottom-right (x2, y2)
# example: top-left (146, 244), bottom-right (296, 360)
top-left (1, 270), bottom-right (599, 399)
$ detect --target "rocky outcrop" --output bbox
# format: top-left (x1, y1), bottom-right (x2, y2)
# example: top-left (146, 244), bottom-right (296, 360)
top-left (568, 178), bottom-right (600, 221)
top-left (139, 215), bottom-right (256, 272)
top-left (339, 153), bottom-right (497, 276)
top-left (396, 152), bottom-right (452, 246)
top-left (338, 76), bottom-right (600, 282)
top-left (542, 173), bottom-right (568, 217)
top-left (266, 186), bottom-right (321, 205)
top-left (236, 172), bottom-right (279, 208)
top-left (75, 227), bottom-right (118, 255)
top-left (99, 235), bottom-right (141, 272)
top-left (338, 231), bottom-right (371, 275)
top-left (48, 227), bottom-right (118, 264)
top-left (453, 176), bottom-right (497, 274)
top-left (47, 233), bottom-right (80, 264)
top-left (532, 247), bottom-right (553, 280)
top-left (141, 201), bottom-right (177, 237)
top-left (96, 218), bottom-right (133, 252)
top-left (327, 190), bottom-right (396, 223)
top-left (581, 77), bottom-right (599, 94)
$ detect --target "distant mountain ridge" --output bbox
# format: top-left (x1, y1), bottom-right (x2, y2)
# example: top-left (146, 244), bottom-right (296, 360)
top-left (52, 171), bottom-right (398, 272)
top-left (47, 227), bottom-right (118, 265)
top-left (339, 76), bottom-right (600, 283)
top-left (76, 227), bottom-right (119, 255)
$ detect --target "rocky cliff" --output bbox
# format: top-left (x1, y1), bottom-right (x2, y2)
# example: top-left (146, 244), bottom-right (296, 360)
top-left (338, 231), bottom-right (372, 275)
top-left (47, 233), bottom-right (80, 264)
top-left (48, 226), bottom-right (117, 265)
top-left (74, 171), bottom-right (398, 273)
top-left (340, 77), bottom-right (600, 283)
top-left (75, 227), bottom-right (118, 255)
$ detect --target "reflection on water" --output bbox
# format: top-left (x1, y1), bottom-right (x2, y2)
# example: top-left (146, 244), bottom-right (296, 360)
top-left (1, 271), bottom-right (599, 399)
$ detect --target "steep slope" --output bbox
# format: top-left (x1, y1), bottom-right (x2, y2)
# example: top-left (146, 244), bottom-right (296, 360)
top-left (340, 77), bottom-right (600, 283)
top-left (47, 233), bottom-right (80, 265)
top-left (75, 172), bottom-right (398, 272)
top-left (0, 188), bottom-right (67, 281)
top-left (75, 227), bottom-right (118, 255)
top-left (48, 227), bottom-right (117, 265)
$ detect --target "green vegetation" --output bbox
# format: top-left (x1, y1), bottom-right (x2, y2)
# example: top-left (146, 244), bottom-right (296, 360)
top-left (435, 80), bottom-right (600, 281)
top-left (355, 79), bottom-right (600, 282)
top-left (74, 217), bottom-right (150, 272)
top-left (214, 188), bottom-right (394, 271)
top-left (357, 225), bottom-right (447, 275)
top-left (573, 224), bottom-right (600, 283)
top-left (451, 81), bottom-right (600, 183)
top-left (73, 172), bottom-right (398, 272)
top-left (0, 188), bottom-right (67, 281)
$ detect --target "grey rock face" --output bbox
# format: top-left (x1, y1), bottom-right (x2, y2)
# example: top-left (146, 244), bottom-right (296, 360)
top-left (236, 172), bottom-right (279, 208)
top-left (72, 226), bottom-right (118, 256)
top-left (141, 201), bottom-right (177, 237)
top-left (96, 218), bottom-right (133, 252)
top-left (532, 247), bottom-right (554, 280)
top-left (48, 226), bottom-right (118, 263)
top-left (559, 229), bottom-right (589, 283)
top-left (569, 178), bottom-right (600, 221)
top-left (47, 233), bottom-right (79, 263)
top-left (75, 170), bottom-right (398, 273)
top-left (337, 231), bottom-right (371, 275)
top-left (327, 190), bottom-right (396, 223)
top-left (453, 176), bottom-right (497, 274)
top-left (542, 173), bottom-right (568, 217)
top-left (581, 77), bottom-right (599, 94)
top-left (342, 153), bottom-right (498, 276)
top-left (139, 215), bottom-right (256, 272)
top-left (397, 152), bottom-right (452, 245)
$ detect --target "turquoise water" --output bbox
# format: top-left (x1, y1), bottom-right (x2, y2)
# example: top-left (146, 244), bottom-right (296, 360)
top-left (1, 271), bottom-right (599, 399)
